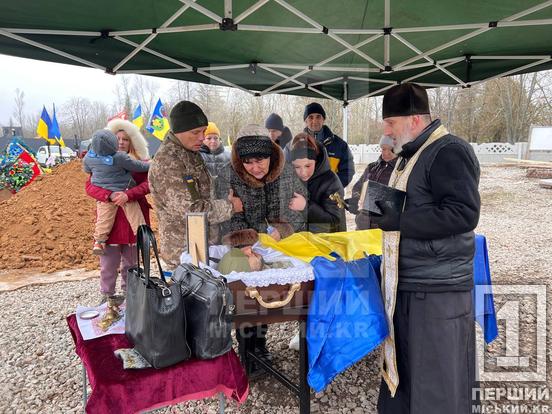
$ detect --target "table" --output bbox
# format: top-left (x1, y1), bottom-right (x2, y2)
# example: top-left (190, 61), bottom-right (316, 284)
top-left (67, 314), bottom-right (248, 414)
top-left (229, 280), bottom-right (314, 414)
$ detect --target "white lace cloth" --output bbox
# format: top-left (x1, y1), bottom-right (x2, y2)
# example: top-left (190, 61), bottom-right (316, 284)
top-left (179, 242), bottom-right (314, 287)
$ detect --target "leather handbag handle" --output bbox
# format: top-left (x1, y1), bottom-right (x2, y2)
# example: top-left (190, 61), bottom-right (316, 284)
top-left (136, 225), bottom-right (166, 286)
top-left (245, 283), bottom-right (301, 309)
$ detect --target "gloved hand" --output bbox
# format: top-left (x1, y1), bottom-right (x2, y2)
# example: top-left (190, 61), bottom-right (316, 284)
top-left (344, 197), bottom-right (359, 215)
top-left (370, 200), bottom-right (401, 231)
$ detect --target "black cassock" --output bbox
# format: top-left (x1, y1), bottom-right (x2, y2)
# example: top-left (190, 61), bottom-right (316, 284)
top-left (377, 290), bottom-right (479, 414)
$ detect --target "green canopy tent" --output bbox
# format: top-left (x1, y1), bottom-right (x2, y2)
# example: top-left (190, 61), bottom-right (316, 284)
top-left (2, 0), bottom-right (552, 138)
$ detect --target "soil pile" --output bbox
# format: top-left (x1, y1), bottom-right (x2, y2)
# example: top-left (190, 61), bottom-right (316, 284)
top-left (0, 158), bottom-right (159, 277)
top-left (0, 160), bottom-right (98, 272)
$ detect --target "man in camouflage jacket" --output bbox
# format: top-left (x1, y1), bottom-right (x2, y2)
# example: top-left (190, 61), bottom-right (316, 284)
top-left (149, 101), bottom-right (241, 270)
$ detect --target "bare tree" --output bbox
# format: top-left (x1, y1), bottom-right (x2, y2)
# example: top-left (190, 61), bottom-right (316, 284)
top-left (62, 97), bottom-right (92, 139)
top-left (12, 88), bottom-right (26, 136)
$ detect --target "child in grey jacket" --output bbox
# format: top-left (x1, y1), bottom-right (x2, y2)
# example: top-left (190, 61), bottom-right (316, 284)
top-left (83, 129), bottom-right (150, 254)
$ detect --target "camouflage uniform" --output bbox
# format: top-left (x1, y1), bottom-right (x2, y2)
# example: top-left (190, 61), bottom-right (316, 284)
top-left (149, 131), bottom-right (233, 270)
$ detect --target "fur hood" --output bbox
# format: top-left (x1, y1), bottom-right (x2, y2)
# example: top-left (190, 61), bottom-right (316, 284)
top-left (230, 138), bottom-right (285, 188)
top-left (106, 118), bottom-right (150, 161)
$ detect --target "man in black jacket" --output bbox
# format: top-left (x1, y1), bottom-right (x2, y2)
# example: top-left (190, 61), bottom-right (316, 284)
top-left (373, 83), bottom-right (481, 414)
top-left (303, 102), bottom-right (354, 187)
top-left (265, 112), bottom-right (293, 149)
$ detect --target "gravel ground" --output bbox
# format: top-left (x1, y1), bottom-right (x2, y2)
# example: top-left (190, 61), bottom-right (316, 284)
top-left (1, 165), bottom-right (551, 413)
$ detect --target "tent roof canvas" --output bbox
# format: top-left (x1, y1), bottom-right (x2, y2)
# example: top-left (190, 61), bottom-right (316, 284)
top-left (1, 0), bottom-right (552, 101)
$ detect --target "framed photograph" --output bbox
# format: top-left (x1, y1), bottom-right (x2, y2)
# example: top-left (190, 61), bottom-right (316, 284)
top-left (185, 212), bottom-right (209, 266)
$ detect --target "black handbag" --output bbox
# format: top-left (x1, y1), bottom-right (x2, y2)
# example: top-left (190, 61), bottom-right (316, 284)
top-left (172, 263), bottom-right (234, 360)
top-left (125, 225), bottom-right (191, 368)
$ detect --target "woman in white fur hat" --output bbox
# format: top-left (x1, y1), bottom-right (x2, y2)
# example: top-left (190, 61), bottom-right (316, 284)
top-left (85, 118), bottom-right (151, 303)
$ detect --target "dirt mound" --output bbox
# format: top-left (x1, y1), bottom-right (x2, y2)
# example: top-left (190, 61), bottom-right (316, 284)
top-left (0, 160), bottom-right (98, 272)
top-left (0, 159), bottom-right (158, 276)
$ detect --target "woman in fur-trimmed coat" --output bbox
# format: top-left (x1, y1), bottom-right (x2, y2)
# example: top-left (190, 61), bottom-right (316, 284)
top-left (85, 118), bottom-right (151, 302)
top-left (217, 124), bottom-right (307, 240)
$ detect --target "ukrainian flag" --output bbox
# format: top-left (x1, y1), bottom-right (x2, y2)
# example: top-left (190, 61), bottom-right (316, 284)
top-left (146, 99), bottom-right (169, 141)
top-left (36, 106), bottom-right (56, 144)
top-left (132, 104), bottom-right (144, 128)
top-left (50, 104), bottom-right (65, 147)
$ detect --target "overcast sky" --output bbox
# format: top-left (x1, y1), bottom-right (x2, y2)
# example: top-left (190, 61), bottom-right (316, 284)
top-left (0, 54), bottom-right (174, 126)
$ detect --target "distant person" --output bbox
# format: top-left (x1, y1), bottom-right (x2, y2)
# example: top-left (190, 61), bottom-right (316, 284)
top-left (303, 102), bottom-right (354, 187)
top-left (348, 135), bottom-right (398, 229)
top-left (199, 121), bottom-right (230, 177)
top-left (83, 129), bottom-right (149, 255)
top-left (264, 113), bottom-right (293, 149)
top-left (85, 119), bottom-right (151, 303)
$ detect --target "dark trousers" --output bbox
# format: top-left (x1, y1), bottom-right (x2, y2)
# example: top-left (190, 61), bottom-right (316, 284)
top-left (378, 290), bottom-right (478, 414)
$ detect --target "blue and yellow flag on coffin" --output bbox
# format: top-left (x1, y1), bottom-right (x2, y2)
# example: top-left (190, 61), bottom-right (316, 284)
top-left (132, 104), bottom-right (144, 128)
top-left (36, 106), bottom-right (56, 145)
top-left (49, 104), bottom-right (65, 147)
top-left (146, 99), bottom-right (169, 141)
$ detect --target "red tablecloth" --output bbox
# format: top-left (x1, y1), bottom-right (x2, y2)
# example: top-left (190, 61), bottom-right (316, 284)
top-left (67, 315), bottom-right (248, 414)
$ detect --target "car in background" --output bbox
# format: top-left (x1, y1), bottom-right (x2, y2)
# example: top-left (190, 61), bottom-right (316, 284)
top-left (36, 146), bottom-right (77, 166)
top-left (79, 139), bottom-right (92, 158)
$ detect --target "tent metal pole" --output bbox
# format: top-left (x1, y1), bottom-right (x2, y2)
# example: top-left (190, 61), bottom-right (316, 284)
top-left (384, 0), bottom-right (391, 68)
top-left (392, 33), bottom-right (467, 86)
top-left (274, 0), bottom-right (384, 69)
top-left (114, 36), bottom-right (253, 94)
top-left (1, 28), bottom-right (99, 36)
top-left (235, 0), bottom-right (270, 23)
top-left (265, 85), bottom-right (305, 95)
top-left (402, 60), bottom-right (461, 83)
top-left (342, 79), bottom-right (349, 142)
top-left (115, 36), bottom-right (192, 69)
top-left (224, 0), bottom-right (232, 18)
top-left (468, 57), bottom-right (552, 87)
top-left (394, 0), bottom-right (552, 69)
top-left (261, 69), bottom-right (310, 94)
top-left (113, 24), bottom-right (218, 36)
top-left (179, 0), bottom-right (222, 23)
top-left (470, 55), bottom-right (550, 60)
top-left (113, 3), bottom-right (192, 72)
top-left (0, 29), bottom-right (105, 70)
top-left (307, 86), bottom-right (339, 102)
top-left (199, 64), bottom-right (250, 71)
top-left (117, 68), bottom-right (193, 75)
top-left (260, 33), bottom-right (380, 94)
top-left (310, 76), bottom-right (344, 87)
top-left (258, 64), bottom-right (305, 88)
top-left (239, 25), bottom-right (320, 33)
top-left (348, 77), bottom-right (396, 84)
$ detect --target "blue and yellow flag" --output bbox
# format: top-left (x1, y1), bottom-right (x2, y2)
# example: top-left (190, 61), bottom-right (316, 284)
top-left (132, 104), bottom-right (144, 128)
top-left (36, 106), bottom-right (56, 144)
top-left (50, 104), bottom-right (65, 147)
top-left (146, 99), bottom-right (169, 141)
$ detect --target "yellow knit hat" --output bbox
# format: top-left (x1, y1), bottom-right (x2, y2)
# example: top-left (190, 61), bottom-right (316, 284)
top-left (204, 121), bottom-right (220, 137)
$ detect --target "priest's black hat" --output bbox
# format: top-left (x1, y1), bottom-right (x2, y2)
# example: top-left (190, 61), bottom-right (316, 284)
top-left (382, 83), bottom-right (430, 119)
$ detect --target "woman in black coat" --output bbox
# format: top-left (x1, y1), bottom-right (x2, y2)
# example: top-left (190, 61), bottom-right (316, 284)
top-left (287, 132), bottom-right (346, 233)
top-left (349, 135), bottom-right (397, 230)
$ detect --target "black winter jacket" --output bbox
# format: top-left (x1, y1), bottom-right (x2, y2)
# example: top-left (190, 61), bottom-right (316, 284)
top-left (199, 144), bottom-right (230, 177)
top-left (396, 120), bottom-right (481, 292)
top-left (304, 125), bottom-right (354, 188)
top-left (295, 147), bottom-right (347, 233)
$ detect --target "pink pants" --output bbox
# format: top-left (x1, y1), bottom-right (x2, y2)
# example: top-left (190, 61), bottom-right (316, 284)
top-left (99, 244), bottom-right (137, 296)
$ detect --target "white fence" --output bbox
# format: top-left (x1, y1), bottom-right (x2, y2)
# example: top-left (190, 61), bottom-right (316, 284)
top-left (351, 142), bottom-right (529, 164)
